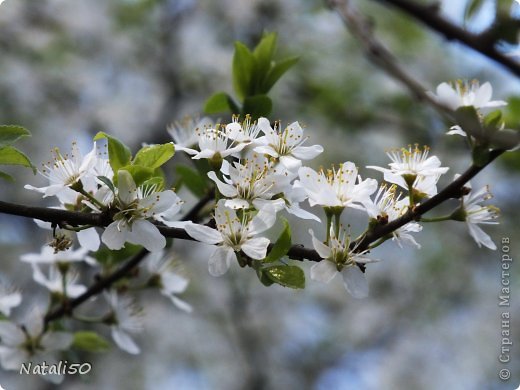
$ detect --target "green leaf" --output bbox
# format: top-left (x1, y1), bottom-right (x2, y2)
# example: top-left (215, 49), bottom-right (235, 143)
top-left (232, 42), bottom-right (256, 100)
top-left (72, 331), bottom-right (110, 352)
top-left (242, 95), bottom-right (273, 119)
top-left (0, 146), bottom-right (35, 172)
top-left (93, 243), bottom-right (142, 267)
top-left (133, 143), bottom-right (175, 170)
top-left (0, 125), bottom-right (31, 147)
top-left (120, 165), bottom-right (155, 187)
top-left (0, 170), bottom-right (14, 181)
top-left (263, 265), bottom-right (305, 289)
top-left (464, 0), bottom-right (485, 23)
top-left (204, 92), bottom-right (240, 114)
top-left (176, 165), bottom-right (208, 197)
top-left (454, 106), bottom-right (484, 139)
top-left (484, 110), bottom-right (502, 131)
top-left (252, 32), bottom-right (277, 91)
top-left (262, 56), bottom-right (299, 93)
top-left (256, 269), bottom-right (275, 286)
top-left (264, 218), bottom-right (291, 263)
top-left (97, 175), bottom-right (115, 193)
top-left (93, 132), bottom-right (131, 172)
top-left (141, 176), bottom-right (165, 192)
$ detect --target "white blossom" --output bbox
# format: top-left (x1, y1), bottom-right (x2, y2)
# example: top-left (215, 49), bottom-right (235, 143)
top-left (24, 141), bottom-right (97, 198)
top-left (168, 116), bottom-right (214, 151)
top-left (428, 80), bottom-right (507, 110)
top-left (254, 117), bottom-right (323, 171)
top-left (225, 114), bottom-right (262, 146)
top-left (363, 184), bottom-right (422, 248)
top-left (185, 201), bottom-right (276, 276)
top-left (309, 228), bottom-right (379, 298)
top-left (145, 251), bottom-right (192, 312)
top-left (0, 283), bottom-right (21, 317)
top-left (101, 170), bottom-right (178, 252)
top-left (367, 145), bottom-right (448, 195)
top-left (20, 245), bottom-right (93, 265)
top-left (456, 179), bottom-right (499, 250)
top-left (208, 153), bottom-right (288, 211)
top-left (296, 162), bottom-right (377, 210)
top-left (31, 264), bottom-right (86, 298)
top-left (105, 292), bottom-right (144, 355)
top-left (0, 309), bottom-right (72, 383)
top-left (175, 126), bottom-right (247, 160)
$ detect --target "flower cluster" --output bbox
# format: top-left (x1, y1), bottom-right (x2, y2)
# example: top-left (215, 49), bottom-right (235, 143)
top-left (4, 78), bottom-right (507, 381)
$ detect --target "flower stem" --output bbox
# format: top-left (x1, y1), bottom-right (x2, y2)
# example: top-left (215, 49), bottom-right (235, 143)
top-left (74, 186), bottom-right (107, 210)
top-left (420, 215), bottom-right (453, 222)
top-left (368, 236), bottom-right (390, 249)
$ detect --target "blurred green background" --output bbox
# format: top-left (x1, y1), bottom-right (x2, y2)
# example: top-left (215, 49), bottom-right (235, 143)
top-left (0, 0), bottom-right (519, 389)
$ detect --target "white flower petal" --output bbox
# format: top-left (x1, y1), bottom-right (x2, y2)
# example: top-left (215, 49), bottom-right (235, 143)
top-left (77, 227), bottom-right (100, 251)
top-left (127, 220), bottom-right (166, 252)
top-left (341, 266), bottom-right (369, 298)
top-left (111, 327), bottom-right (140, 355)
top-left (168, 296), bottom-right (193, 313)
top-left (208, 171), bottom-right (238, 197)
top-left (41, 331), bottom-right (73, 351)
top-left (291, 144), bottom-right (324, 160)
top-left (102, 222), bottom-right (127, 250)
top-left (208, 247), bottom-right (235, 276)
top-left (241, 237), bottom-right (270, 260)
top-left (310, 261), bottom-right (338, 283)
top-left (309, 229), bottom-right (332, 259)
top-left (184, 223), bottom-right (223, 245)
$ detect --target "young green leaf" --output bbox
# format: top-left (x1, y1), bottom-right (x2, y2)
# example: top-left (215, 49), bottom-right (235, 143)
top-left (232, 42), bottom-right (256, 100)
top-left (252, 32), bottom-right (277, 91)
top-left (119, 165), bottom-right (155, 187)
top-left (263, 265), bottom-right (305, 289)
top-left (0, 125), bottom-right (31, 147)
top-left (262, 56), bottom-right (299, 93)
top-left (242, 94), bottom-right (273, 119)
top-left (0, 170), bottom-right (14, 182)
top-left (176, 165), bottom-right (209, 197)
top-left (93, 132), bottom-right (132, 172)
top-left (204, 92), bottom-right (240, 114)
top-left (264, 218), bottom-right (291, 263)
top-left (72, 331), bottom-right (111, 352)
top-left (97, 175), bottom-right (116, 193)
top-left (133, 143), bottom-right (175, 169)
top-left (454, 106), bottom-right (484, 140)
top-left (0, 146), bottom-right (35, 172)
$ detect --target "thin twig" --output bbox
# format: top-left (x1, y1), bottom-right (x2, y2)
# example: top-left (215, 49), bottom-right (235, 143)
top-left (326, 0), bottom-right (453, 116)
top-left (373, 0), bottom-right (520, 78)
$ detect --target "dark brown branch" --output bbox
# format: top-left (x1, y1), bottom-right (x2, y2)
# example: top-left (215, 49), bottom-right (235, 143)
top-left (373, 0), bottom-right (520, 78)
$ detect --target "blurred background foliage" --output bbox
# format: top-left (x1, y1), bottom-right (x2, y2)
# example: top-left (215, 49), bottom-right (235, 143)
top-left (0, 0), bottom-right (519, 389)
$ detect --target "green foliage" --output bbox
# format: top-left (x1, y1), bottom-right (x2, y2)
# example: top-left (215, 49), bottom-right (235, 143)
top-left (120, 164), bottom-right (157, 187)
top-left (0, 125), bottom-right (34, 181)
top-left (464, 0), bottom-right (486, 24)
top-left (0, 146), bottom-right (35, 172)
top-left (204, 32), bottom-right (298, 118)
top-left (242, 95), bottom-right (273, 119)
top-left (72, 331), bottom-right (110, 352)
top-left (259, 265), bottom-right (305, 289)
top-left (93, 132), bottom-right (131, 172)
top-left (133, 143), bottom-right (175, 170)
top-left (176, 165), bottom-right (209, 197)
top-left (263, 218), bottom-right (291, 263)
top-left (0, 125), bottom-right (31, 147)
top-left (204, 92), bottom-right (240, 115)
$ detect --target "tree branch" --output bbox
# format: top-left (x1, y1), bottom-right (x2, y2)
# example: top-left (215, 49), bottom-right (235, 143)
top-left (326, 0), bottom-right (452, 116)
top-left (373, 0), bottom-right (520, 78)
